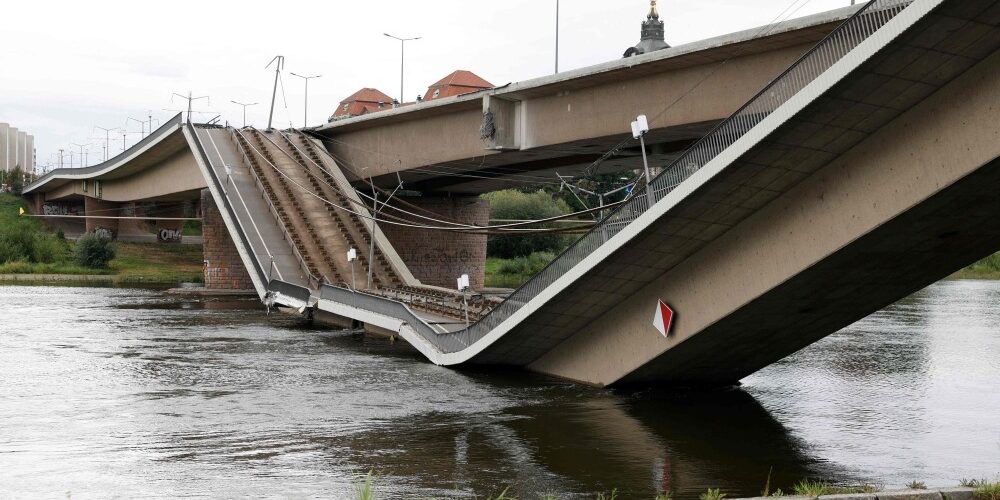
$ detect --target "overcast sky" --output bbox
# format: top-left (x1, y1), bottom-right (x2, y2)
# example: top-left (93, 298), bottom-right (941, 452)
top-left (1, 0), bottom-right (853, 170)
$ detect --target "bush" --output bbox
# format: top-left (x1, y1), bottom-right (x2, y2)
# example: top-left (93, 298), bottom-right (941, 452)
top-left (73, 233), bottom-right (116, 268)
top-left (482, 189), bottom-right (575, 258)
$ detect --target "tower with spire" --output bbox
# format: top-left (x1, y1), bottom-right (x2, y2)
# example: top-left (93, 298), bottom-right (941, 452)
top-left (624, 0), bottom-right (671, 58)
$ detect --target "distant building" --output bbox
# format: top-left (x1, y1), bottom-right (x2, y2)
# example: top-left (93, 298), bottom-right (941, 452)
top-left (624, 0), bottom-right (670, 58)
top-left (329, 88), bottom-right (396, 121)
top-left (0, 122), bottom-right (36, 173)
top-left (422, 70), bottom-right (494, 101)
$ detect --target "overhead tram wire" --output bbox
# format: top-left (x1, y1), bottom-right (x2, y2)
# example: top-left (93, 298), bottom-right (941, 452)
top-left (273, 129), bottom-right (621, 233)
top-left (265, 129), bottom-right (608, 233)
top-left (236, 127), bottom-right (622, 234)
top-left (308, 133), bottom-right (565, 187)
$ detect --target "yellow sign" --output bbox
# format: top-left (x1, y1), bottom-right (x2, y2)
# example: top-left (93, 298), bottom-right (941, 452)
top-left (18, 207), bottom-right (24, 216)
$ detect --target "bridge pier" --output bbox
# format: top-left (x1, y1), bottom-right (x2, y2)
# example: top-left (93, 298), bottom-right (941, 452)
top-left (200, 189), bottom-right (253, 291)
top-left (83, 196), bottom-right (121, 239)
top-left (381, 195), bottom-right (489, 290)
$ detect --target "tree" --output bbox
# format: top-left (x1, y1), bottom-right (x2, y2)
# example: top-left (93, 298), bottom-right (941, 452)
top-left (482, 189), bottom-right (574, 259)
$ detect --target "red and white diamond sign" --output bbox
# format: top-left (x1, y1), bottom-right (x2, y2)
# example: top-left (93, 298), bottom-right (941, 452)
top-left (653, 300), bottom-right (674, 338)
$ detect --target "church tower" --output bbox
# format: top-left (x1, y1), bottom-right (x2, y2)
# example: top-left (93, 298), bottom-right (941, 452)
top-left (624, 0), bottom-right (671, 57)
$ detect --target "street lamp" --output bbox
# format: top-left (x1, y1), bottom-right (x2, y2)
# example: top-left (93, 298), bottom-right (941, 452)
top-left (555, 0), bottom-right (560, 73)
top-left (230, 100), bottom-right (258, 128)
top-left (384, 33), bottom-right (421, 104)
top-left (290, 72), bottom-right (322, 127)
top-left (631, 114), bottom-right (655, 208)
top-left (93, 125), bottom-right (115, 162)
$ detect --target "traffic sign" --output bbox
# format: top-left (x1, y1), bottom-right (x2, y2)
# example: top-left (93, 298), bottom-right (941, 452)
top-left (653, 300), bottom-right (674, 337)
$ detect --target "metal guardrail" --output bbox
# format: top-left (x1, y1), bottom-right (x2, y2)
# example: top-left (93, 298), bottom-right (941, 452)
top-left (432, 0), bottom-right (913, 351)
top-left (186, 123), bottom-right (269, 291)
top-left (25, 114), bottom-right (184, 193)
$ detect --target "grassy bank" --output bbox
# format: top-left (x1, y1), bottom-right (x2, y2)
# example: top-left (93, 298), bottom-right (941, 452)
top-left (951, 252), bottom-right (1000, 279)
top-left (485, 252), bottom-right (555, 289)
top-left (0, 194), bottom-right (203, 284)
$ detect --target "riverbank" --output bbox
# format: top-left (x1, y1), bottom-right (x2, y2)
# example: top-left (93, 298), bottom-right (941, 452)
top-left (1, 194), bottom-right (204, 285)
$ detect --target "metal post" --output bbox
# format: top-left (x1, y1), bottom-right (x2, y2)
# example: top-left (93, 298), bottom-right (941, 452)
top-left (367, 185), bottom-right (377, 289)
top-left (639, 134), bottom-right (654, 208)
top-left (385, 34), bottom-right (421, 103)
top-left (290, 73), bottom-right (322, 127)
top-left (265, 56), bottom-right (284, 130)
top-left (463, 293), bottom-right (470, 328)
top-left (555, 0), bottom-right (560, 73)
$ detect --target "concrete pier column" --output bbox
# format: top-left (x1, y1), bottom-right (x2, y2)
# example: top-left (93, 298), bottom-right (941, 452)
top-left (153, 203), bottom-right (184, 244)
top-left (200, 189), bottom-right (253, 290)
top-left (83, 196), bottom-right (121, 239)
top-left (381, 195), bottom-right (489, 290)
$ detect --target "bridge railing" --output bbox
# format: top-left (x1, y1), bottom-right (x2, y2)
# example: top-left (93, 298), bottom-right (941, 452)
top-left (186, 123), bottom-right (269, 293)
top-left (443, 0), bottom-right (914, 351)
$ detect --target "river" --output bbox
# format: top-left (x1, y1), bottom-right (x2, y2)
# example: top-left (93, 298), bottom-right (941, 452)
top-left (1, 280), bottom-right (998, 498)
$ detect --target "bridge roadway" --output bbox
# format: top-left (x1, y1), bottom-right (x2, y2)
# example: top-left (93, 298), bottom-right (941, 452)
top-left (23, 0), bottom-right (1000, 386)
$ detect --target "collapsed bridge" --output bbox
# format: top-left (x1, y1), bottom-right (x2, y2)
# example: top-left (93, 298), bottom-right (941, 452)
top-left (24, 0), bottom-right (1000, 386)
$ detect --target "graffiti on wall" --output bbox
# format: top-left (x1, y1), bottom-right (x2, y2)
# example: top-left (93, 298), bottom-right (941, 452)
top-left (42, 204), bottom-right (83, 216)
top-left (158, 228), bottom-right (182, 243)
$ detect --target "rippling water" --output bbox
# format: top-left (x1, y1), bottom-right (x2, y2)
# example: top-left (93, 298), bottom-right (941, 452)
top-left (1, 281), bottom-right (998, 498)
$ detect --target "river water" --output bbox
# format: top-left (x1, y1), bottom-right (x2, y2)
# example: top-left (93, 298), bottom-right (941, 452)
top-left (1, 281), bottom-right (998, 499)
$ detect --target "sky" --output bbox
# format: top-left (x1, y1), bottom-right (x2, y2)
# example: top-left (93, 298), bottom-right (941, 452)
top-left (0, 0), bottom-right (854, 171)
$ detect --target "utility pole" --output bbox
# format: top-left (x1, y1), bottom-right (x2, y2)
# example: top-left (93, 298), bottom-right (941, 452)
top-left (265, 55), bottom-right (285, 130)
top-left (94, 126), bottom-right (115, 162)
top-left (290, 72), bottom-right (321, 127)
top-left (172, 91), bottom-right (209, 123)
top-left (231, 101), bottom-right (258, 128)
top-left (384, 33), bottom-right (421, 104)
top-left (58, 149), bottom-right (65, 169)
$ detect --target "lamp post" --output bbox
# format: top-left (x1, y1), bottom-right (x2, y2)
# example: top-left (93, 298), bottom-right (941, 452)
top-left (290, 73), bottom-right (321, 127)
top-left (384, 33), bottom-right (421, 104)
top-left (230, 101), bottom-right (258, 128)
top-left (555, 0), bottom-right (560, 73)
top-left (70, 142), bottom-right (87, 168)
top-left (631, 114), bottom-right (655, 208)
top-left (347, 247), bottom-right (357, 291)
top-left (94, 126), bottom-right (115, 162)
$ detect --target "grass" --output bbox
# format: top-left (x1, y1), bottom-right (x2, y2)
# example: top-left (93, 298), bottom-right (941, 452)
top-left (952, 252), bottom-right (1000, 279)
top-left (109, 242), bottom-right (204, 283)
top-left (700, 489), bottom-right (725, 500)
top-left (485, 252), bottom-right (555, 288)
top-left (961, 480), bottom-right (1000, 500)
top-left (355, 470), bottom-right (374, 500)
top-left (908, 481), bottom-right (928, 490)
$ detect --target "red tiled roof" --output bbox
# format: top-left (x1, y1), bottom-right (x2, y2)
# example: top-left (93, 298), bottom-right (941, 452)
top-left (428, 70), bottom-right (493, 89)
top-left (332, 88), bottom-right (395, 118)
top-left (424, 70), bottom-right (494, 101)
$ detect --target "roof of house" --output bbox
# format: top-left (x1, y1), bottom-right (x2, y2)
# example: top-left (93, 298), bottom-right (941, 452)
top-left (424, 70), bottom-right (494, 101)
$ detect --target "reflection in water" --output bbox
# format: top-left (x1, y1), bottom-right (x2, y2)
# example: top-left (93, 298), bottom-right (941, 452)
top-left (1, 282), bottom-right (999, 498)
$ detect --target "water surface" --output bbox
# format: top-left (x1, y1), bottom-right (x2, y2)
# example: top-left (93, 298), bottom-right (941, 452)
top-left (1, 281), bottom-right (998, 498)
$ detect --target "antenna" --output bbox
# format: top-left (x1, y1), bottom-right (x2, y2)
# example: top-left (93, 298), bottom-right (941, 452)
top-left (172, 91), bottom-right (210, 123)
top-left (265, 55), bottom-right (285, 130)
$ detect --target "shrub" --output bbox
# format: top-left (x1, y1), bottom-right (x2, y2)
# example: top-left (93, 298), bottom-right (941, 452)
top-left (30, 233), bottom-right (63, 264)
top-left (496, 251), bottom-right (554, 276)
top-left (73, 232), bottom-right (116, 268)
top-left (700, 488), bottom-right (726, 500)
top-left (482, 189), bottom-right (575, 258)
